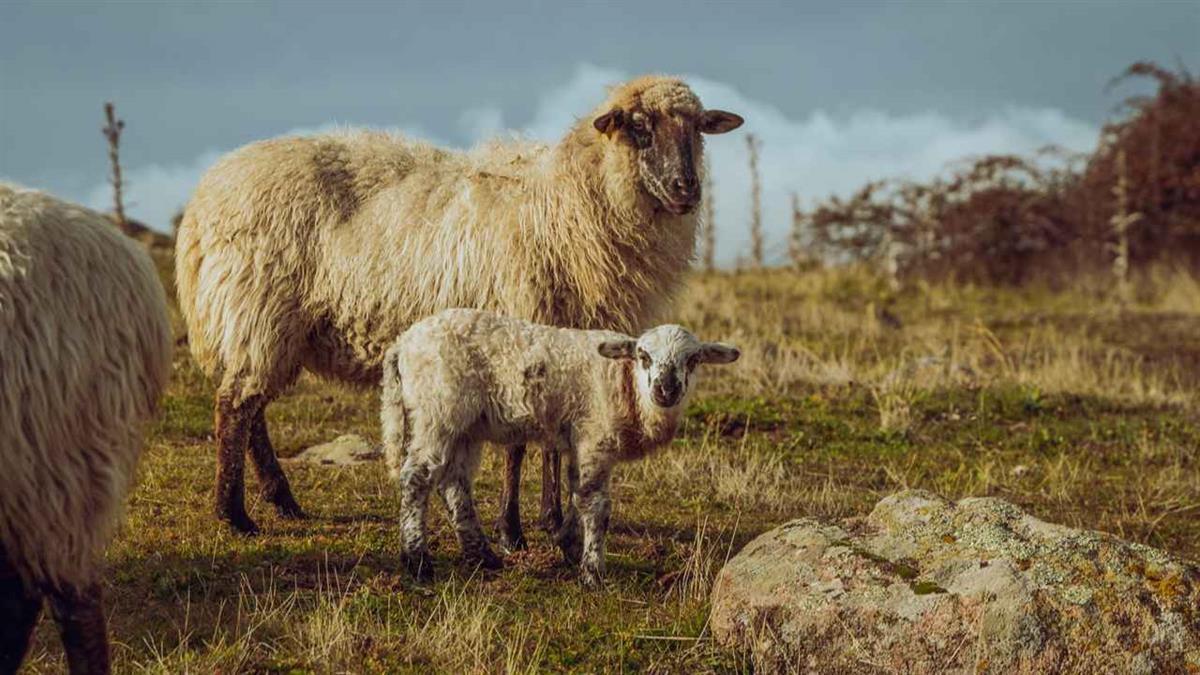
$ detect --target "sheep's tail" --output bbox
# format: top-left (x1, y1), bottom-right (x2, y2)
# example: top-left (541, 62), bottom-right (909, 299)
top-left (381, 348), bottom-right (409, 481)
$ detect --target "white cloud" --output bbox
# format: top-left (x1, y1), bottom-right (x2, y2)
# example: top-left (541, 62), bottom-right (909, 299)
top-left (77, 63), bottom-right (1099, 267)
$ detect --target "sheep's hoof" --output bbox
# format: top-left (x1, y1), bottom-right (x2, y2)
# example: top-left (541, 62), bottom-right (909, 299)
top-left (402, 551), bottom-right (436, 582)
top-left (496, 530), bottom-right (527, 553)
top-left (219, 510), bottom-right (260, 536)
top-left (555, 530), bottom-right (582, 565)
top-left (466, 546), bottom-right (505, 571)
top-left (272, 498), bottom-right (308, 521)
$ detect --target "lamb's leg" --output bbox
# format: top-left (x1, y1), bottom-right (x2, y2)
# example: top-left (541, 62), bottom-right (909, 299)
top-left (441, 446), bottom-right (503, 571)
top-left (494, 444), bottom-right (527, 551)
top-left (397, 455), bottom-right (436, 581)
top-left (576, 464), bottom-right (613, 589)
top-left (539, 443), bottom-right (563, 534)
top-left (48, 583), bottom-right (110, 675)
top-left (248, 407), bottom-right (306, 520)
top-left (555, 452), bottom-right (583, 564)
top-left (214, 393), bottom-right (262, 534)
top-left (0, 549), bottom-right (42, 674)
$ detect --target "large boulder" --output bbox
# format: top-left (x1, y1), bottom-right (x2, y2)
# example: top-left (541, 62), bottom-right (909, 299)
top-left (711, 490), bottom-right (1200, 673)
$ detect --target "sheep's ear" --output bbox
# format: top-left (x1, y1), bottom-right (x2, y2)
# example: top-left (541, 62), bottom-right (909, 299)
top-left (698, 342), bottom-right (740, 364)
top-left (699, 110), bottom-right (744, 135)
top-left (593, 108), bottom-right (625, 135)
top-left (598, 339), bottom-right (636, 360)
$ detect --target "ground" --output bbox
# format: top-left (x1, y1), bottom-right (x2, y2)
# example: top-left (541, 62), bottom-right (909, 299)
top-left (21, 254), bottom-right (1200, 673)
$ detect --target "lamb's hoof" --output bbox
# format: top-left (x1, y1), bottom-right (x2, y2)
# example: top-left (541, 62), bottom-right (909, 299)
top-left (466, 547), bottom-right (505, 571)
top-left (556, 531), bottom-right (582, 565)
top-left (219, 510), bottom-right (260, 536)
top-left (579, 567), bottom-right (604, 590)
top-left (403, 551), bottom-right (436, 582)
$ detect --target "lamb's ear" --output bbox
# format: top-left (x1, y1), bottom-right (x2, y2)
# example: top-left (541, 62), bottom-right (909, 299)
top-left (699, 110), bottom-right (744, 135)
top-left (597, 339), bottom-right (636, 360)
top-left (698, 342), bottom-right (740, 364)
top-left (593, 108), bottom-right (625, 135)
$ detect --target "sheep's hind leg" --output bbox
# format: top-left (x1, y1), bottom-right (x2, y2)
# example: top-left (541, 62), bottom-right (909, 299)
top-left (48, 583), bottom-right (110, 675)
top-left (398, 456), bottom-right (436, 581)
top-left (539, 444), bottom-right (564, 535)
top-left (214, 393), bottom-right (262, 535)
top-left (494, 444), bottom-right (527, 551)
top-left (248, 407), bottom-right (306, 519)
top-left (0, 548), bottom-right (42, 674)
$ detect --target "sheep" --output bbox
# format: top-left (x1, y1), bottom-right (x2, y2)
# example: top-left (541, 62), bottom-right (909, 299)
top-left (175, 75), bottom-right (744, 538)
top-left (381, 309), bottom-right (739, 586)
top-left (0, 184), bottom-right (172, 673)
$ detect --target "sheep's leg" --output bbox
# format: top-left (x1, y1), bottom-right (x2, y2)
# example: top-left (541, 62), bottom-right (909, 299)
top-left (440, 446), bottom-right (503, 571)
top-left (555, 453), bottom-right (583, 564)
top-left (248, 407), bottom-right (306, 520)
top-left (214, 393), bottom-right (262, 535)
top-left (576, 464), bottom-right (613, 589)
top-left (397, 455), bottom-right (436, 581)
top-left (0, 550), bottom-right (42, 674)
top-left (538, 444), bottom-right (564, 535)
top-left (494, 444), bottom-right (527, 552)
top-left (47, 583), bottom-right (110, 675)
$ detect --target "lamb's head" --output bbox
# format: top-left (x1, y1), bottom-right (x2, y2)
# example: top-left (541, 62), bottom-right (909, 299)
top-left (592, 77), bottom-right (743, 216)
top-left (599, 325), bottom-right (739, 409)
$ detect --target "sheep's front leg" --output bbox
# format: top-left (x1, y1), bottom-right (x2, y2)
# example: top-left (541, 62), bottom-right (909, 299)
top-left (397, 455), bottom-right (437, 581)
top-left (0, 549), bottom-right (42, 674)
top-left (576, 463), bottom-right (614, 589)
top-left (440, 443), bottom-right (503, 571)
top-left (555, 452), bottom-right (583, 564)
top-left (494, 444), bottom-right (527, 552)
top-left (48, 583), bottom-right (110, 675)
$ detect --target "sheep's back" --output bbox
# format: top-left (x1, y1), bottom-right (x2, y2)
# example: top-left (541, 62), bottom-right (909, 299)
top-left (0, 184), bottom-right (172, 590)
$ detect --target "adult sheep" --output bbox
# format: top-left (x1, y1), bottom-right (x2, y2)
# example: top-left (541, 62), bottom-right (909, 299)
top-left (176, 75), bottom-right (743, 537)
top-left (1, 184), bottom-right (172, 674)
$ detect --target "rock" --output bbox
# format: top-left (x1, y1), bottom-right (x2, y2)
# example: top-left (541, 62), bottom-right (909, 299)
top-left (286, 434), bottom-right (381, 466)
top-left (710, 490), bottom-right (1200, 673)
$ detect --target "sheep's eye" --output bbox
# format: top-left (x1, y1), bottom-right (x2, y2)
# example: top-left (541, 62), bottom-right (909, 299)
top-left (638, 351), bottom-right (652, 369)
top-left (686, 355), bottom-right (700, 371)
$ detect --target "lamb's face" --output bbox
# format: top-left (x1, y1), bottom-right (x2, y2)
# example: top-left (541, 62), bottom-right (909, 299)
top-left (593, 85), bottom-right (743, 216)
top-left (599, 325), bottom-right (740, 409)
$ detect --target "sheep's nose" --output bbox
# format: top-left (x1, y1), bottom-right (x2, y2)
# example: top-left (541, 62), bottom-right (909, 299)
top-left (672, 176), bottom-right (699, 200)
top-left (652, 379), bottom-right (683, 407)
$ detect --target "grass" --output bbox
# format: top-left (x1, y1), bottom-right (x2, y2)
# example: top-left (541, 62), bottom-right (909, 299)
top-left (21, 259), bottom-right (1200, 673)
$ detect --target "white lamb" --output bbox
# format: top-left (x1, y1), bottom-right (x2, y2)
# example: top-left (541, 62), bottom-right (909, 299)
top-left (381, 309), bottom-right (739, 586)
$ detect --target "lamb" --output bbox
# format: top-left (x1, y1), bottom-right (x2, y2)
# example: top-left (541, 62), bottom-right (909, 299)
top-left (175, 75), bottom-right (744, 539)
top-left (381, 309), bottom-right (739, 587)
top-left (0, 184), bottom-right (173, 673)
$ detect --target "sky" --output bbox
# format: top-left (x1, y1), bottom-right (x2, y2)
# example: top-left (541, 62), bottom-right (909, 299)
top-left (1, 0), bottom-right (1197, 265)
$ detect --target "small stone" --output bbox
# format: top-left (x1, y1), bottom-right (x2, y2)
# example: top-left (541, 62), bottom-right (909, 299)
top-left (286, 434), bottom-right (382, 466)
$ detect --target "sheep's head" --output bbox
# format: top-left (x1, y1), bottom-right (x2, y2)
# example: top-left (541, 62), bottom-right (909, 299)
top-left (599, 325), bottom-right (739, 409)
top-left (593, 78), bottom-right (743, 216)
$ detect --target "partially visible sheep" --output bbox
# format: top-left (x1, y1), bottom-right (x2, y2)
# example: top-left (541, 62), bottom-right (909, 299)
top-left (381, 309), bottom-right (739, 587)
top-left (175, 75), bottom-right (744, 539)
top-left (0, 184), bottom-right (172, 673)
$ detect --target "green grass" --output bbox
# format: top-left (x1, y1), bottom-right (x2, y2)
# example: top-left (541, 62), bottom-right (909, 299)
top-left (20, 264), bottom-right (1200, 673)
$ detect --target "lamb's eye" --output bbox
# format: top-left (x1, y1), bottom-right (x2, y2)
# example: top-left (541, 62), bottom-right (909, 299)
top-left (638, 351), bottom-right (652, 369)
top-left (686, 355), bottom-right (700, 371)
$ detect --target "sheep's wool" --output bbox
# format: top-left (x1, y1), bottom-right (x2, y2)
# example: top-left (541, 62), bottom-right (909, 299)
top-left (0, 183), bottom-right (172, 590)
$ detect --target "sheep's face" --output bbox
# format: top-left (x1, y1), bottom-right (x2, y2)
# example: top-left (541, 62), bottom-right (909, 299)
top-left (594, 104), bottom-right (743, 216)
top-left (599, 325), bottom-right (740, 409)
